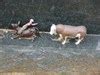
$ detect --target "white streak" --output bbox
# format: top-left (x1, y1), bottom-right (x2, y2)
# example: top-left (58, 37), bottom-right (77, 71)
top-left (75, 38), bottom-right (83, 45)
top-left (50, 24), bottom-right (57, 35)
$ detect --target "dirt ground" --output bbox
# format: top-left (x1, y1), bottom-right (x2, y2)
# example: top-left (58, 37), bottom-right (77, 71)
top-left (0, 29), bottom-right (100, 75)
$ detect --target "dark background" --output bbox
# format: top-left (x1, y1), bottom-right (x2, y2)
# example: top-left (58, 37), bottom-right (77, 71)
top-left (0, 0), bottom-right (100, 34)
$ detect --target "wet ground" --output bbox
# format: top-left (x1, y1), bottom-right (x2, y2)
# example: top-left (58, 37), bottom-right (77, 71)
top-left (0, 31), bottom-right (100, 75)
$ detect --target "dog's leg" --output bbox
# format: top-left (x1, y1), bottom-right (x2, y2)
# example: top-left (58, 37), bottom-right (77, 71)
top-left (62, 36), bottom-right (68, 45)
top-left (75, 33), bottom-right (83, 45)
top-left (52, 34), bottom-right (63, 41)
top-left (75, 38), bottom-right (83, 45)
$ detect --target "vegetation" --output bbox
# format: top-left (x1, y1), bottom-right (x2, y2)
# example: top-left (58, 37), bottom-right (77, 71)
top-left (0, 0), bottom-right (100, 34)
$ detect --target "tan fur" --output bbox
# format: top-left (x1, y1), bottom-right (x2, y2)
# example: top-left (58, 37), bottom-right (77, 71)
top-left (55, 24), bottom-right (87, 45)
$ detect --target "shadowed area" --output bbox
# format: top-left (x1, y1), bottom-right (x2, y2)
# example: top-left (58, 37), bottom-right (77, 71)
top-left (0, 0), bottom-right (100, 34)
top-left (0, 32), bottom-right (100, 75)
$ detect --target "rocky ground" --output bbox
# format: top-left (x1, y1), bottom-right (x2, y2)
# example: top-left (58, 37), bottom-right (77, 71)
top-left (0, 30), bottom-right (100, 75)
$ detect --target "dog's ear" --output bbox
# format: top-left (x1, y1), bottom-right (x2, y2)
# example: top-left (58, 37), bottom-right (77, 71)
top-left (18, 21), bottom-right (20, 25)
top-left (11, 23), bottom-right (14, 26)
